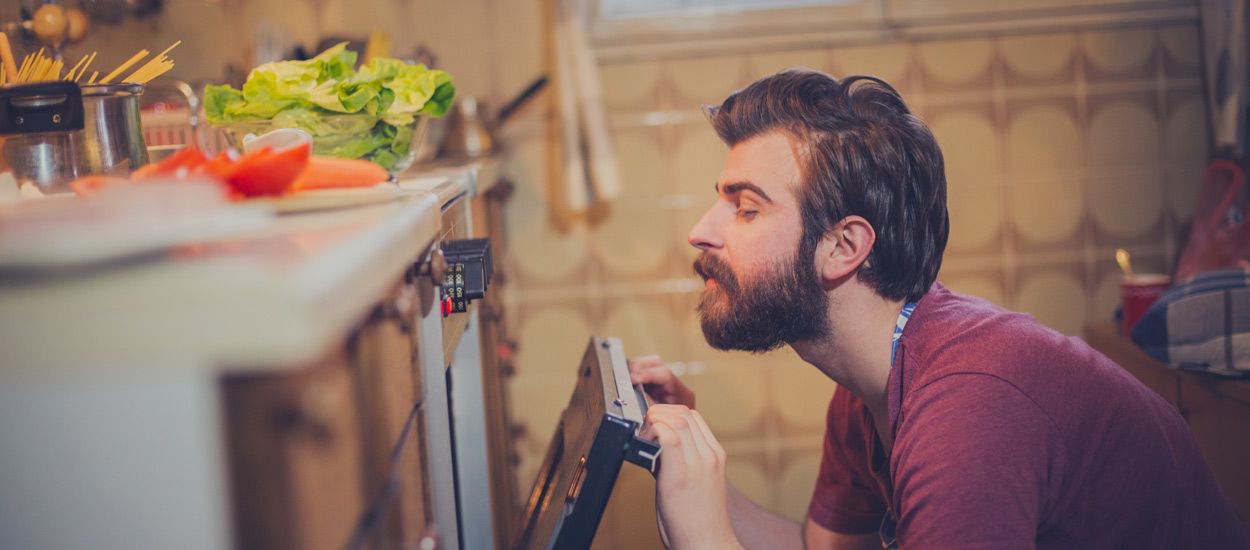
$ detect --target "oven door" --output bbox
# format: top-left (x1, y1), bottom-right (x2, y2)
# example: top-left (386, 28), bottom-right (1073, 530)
top-left (514, 337), bottom-right (660, 550)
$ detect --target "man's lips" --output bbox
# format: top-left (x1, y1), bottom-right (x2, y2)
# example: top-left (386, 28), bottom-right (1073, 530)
top-left (693, 254), bottom-right (733, 293)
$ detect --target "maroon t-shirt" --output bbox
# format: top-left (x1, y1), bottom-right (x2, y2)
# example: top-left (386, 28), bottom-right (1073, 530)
top-left (808, 284), bottom-right (1249, 548)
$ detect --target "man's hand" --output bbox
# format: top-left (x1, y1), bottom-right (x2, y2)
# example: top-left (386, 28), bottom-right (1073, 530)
top-left (643, 404), bottom-right (743, 550)
top-left (629, 355), bottom-right (696, 409)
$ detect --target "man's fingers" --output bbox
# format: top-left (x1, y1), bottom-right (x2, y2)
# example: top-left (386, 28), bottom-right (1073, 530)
top-left (646, 422), bottom-right (686, 479)
top-left (641, 405), bottom-right (679, 440)
top-left (630, 362), bottom-right (673, 385)
top-left (674, 407), bottom-right (712, 459)
top-left (627, 355), bottom-right (663, 375)
top-left (655, 416), bottom-right (700, 477)
top-left (647, 405), bottom-right (709, 479)
top-left (689, 409), bottom-right (725, 468)
top-left (627, 359), bottom-right (696, 408)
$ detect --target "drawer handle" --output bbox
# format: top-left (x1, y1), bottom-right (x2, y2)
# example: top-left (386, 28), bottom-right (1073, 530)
top-left (280, 383), bottom-right (341, 440)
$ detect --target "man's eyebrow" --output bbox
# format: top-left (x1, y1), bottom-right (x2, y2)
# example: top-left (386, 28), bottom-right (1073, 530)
top-left (716, 181), bottom-right (774, 204)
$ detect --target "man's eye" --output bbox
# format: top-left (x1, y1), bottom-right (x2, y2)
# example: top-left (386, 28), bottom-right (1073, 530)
top-left (737, 209), bottom-right (759, 221)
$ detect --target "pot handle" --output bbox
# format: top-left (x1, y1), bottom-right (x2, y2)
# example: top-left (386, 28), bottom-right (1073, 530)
top-left (0, 82), bottom-right (84, 135)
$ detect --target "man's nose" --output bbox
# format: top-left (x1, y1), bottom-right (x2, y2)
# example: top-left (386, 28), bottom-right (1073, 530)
top-left (688, 206), bottom-right (723, 252)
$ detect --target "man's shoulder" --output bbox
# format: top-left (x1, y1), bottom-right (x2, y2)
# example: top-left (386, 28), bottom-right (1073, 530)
top-left (899, 284), bottom-right (1131, 418)
top-left (904, 284), bottom-right (1077, 372)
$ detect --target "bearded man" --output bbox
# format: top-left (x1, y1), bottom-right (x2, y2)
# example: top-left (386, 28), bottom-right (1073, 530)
top-left (630, 70), bottom-right (1249, 550)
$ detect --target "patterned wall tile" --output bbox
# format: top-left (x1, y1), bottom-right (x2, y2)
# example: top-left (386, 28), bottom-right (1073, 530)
top-left (1085, 95), bottom-right (1166, 247)
top-left (1000, 32), bottom-right (1077, 85)
top-left (777, 451), bottom-right (825, 522)
top-left (1088, 172), bottom-right (1166, 246)
top-left (1005, 99), bottom-right (1088, 252)
top-left (673, 123), bottom-right (729, 263)
top-left (726, 453), bottom-right (774, 512)
top-left (504, 136), bottom-right (592, 288)
top-left (510, 371), bottom-right (576, 490)
top-left (939, 268), bottom-right (1009, 307)
top-left (947, 180), bottom-right (1006, 254)
top-left (1006, 100), bottom-right (1083, 181)
top-left (599, 61), bottom-right (665, 111)
top-left (746, 49), bottom-right (832, 80)
top-left (591, 129), bottom-right (674, 282)
top-left (1160, 24), bottom-right (1204, 77)
top-left (1007, 180), bottom-right (1089, 252)
top-left (591, 467), bottom-right (663, 550)
top-left (665, 54), bottom-right (749, 107)
top-left (930, 106), bottom-right (1005, 254)
top-left (493, 0), bottom-right (546, 101)
top-left (830, 42), bottom-right (913, 84)
top-left (1085, 96), bottom-right (1160, 170)
top-left (512, 304), bottom-right (596, 385)
top-left (1164, 94), bottom-right (1211, 225)
top-left (1013, 264), bottom-right (1089, 335)
top-left (1080, 28), bottom-right (1158, 81)
top-left (602, 296), bottom-right (684, 360)
top-left (679, 306), bottom-right (772, 438)
top-left (510, 301), bottom-right (598, 494)
top-left (917, 37), bottom-right (996, 91)
top-left (770, 350), bottom-right (838, 433)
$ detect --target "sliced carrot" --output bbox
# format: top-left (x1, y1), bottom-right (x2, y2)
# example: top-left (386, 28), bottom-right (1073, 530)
top-left (291, 156), bottom-right (390, 191)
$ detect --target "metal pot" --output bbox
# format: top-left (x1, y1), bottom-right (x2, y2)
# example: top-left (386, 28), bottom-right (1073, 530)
top-left (0, 82), bottom-right (149, 193)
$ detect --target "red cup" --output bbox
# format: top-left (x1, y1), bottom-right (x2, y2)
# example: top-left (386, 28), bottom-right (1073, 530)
top-left (1121, 273), bottom-right (1171, 337)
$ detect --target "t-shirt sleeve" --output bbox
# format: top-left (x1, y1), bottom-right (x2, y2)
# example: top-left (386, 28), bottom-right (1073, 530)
top-left (892, 373), bottom-right (1059, 549)
top-left (808, 388), bottom-right (888, 535)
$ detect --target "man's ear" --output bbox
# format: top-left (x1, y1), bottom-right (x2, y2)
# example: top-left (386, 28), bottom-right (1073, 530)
top-left (814, 216), bottom-right (876, 283)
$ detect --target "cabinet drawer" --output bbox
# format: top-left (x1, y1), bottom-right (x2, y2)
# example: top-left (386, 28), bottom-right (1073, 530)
top-left (223, 350), bottom-right (365, 550)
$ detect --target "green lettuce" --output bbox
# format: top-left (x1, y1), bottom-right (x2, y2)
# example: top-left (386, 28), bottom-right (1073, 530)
top-left (203, 42), bottom-right (455, 170)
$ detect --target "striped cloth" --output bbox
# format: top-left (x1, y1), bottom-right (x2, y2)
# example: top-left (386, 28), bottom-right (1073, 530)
top-left (1131, 268), bottom-right (1250, 377)
top-left (891, 301), bottom-right (918, 367)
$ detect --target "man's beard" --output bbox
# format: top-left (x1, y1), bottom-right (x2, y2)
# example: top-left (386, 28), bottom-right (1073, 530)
top-left (693, 239), bottom-right (830, 352)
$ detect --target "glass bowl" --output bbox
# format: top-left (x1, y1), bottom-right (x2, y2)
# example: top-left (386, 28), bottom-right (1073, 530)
top-left (211, 113), bottom-right (431, 175)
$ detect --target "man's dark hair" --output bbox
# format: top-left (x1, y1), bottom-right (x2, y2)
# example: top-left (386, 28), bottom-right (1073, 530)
top-left (706, 70), bottom-right (949, 302)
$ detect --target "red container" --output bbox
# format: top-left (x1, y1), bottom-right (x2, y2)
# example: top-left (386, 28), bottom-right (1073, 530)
top-left (1121, 274), bottom-right (1171, 337)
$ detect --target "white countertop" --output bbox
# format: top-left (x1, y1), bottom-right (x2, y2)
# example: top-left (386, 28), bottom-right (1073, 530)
top-left (0, 168), bottom-right (483, 377)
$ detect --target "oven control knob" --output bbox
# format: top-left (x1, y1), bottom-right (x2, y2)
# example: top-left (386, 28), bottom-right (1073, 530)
top-left (439, 238), bottom-right (492, 317)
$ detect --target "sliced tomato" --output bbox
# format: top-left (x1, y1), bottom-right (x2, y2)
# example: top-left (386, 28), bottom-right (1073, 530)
top-left (132, 147), bottom-right (210, 180)
top-left (226, 142), bottom-right (311, 197)
top-left (192, 151), bottom-right (241, 181)
top-left (69, 175), bottom-right (132, 196)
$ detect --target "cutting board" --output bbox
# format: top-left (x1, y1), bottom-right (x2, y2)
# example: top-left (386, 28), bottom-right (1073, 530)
top-left (251, 183), bottom-right (404, 214)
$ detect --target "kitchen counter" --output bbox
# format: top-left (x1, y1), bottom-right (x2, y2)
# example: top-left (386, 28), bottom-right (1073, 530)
top-left (0, 187), bottom-right (440, 374)
top-left (0, 158), bottom-right (498, 374)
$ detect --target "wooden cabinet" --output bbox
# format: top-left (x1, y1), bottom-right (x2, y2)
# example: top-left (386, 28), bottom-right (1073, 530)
top-left (223, 278), bottom-right (436, 550)
top-left (222, 347), bottom-right (366, 550)
top-left (1085, 322), bottom-right (1250, 520)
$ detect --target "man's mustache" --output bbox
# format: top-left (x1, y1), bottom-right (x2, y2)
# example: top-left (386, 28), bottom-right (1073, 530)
top-left (693, 254), bottom-right (738, 293)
